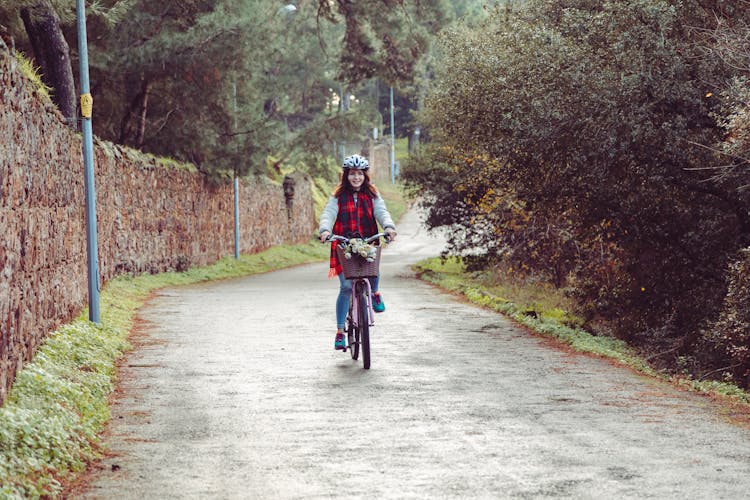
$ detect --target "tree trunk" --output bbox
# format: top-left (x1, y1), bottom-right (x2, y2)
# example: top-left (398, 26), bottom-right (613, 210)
top-left (20, 0), bottom-right (76, 127)
top-left (119, 76), bottom-right (149, 146)
top-left (136, 80), bottom-right (150, 147)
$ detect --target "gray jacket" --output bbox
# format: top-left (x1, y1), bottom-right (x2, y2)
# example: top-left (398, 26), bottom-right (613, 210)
top-left (319, 193), bottom-right (396, 235)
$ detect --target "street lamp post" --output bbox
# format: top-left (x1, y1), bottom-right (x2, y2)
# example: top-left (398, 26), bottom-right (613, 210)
top-left (234, 175), bottom-right (240, 259)
top-left (339, 85), bottom-right (347, 164)
top-left (232, 80), bottom-right (240, 260)
top-left (76, 0), bottom-right (100, 323)
top-left (389, 86), bottom-right (396, 184)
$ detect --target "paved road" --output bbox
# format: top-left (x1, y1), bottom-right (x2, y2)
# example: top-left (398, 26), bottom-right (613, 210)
top-left (78, 209), bottom-right (750, 499)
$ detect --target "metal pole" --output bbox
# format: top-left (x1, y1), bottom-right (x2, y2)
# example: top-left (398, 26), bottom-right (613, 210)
top-left (389, 86), bottom-right (396, 184)
top-left (232, 80), bottom-right (240, 260)
top-left (76, 0), bottom-right (100, 323)
top-left (339, 85), bottom-right (345, 164)
top-left (234, 176), bottom-right (240, 259)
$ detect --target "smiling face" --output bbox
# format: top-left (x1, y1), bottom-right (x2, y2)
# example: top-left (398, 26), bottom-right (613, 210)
top-left (347, 169), bottom-right (365, 191)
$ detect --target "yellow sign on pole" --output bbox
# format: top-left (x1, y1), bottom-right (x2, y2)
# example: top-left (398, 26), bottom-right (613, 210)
top-left (80, 93), bottom-right (93, 119)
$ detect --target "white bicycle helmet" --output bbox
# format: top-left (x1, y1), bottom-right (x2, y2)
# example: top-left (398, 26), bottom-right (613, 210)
top-left (343, 154), bottom-right (369, 170)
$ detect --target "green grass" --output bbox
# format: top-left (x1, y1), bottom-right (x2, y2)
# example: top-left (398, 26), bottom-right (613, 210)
top-left (395, 137), bottom-right (409, 164)
top-left (0, 241), bottom-right (328, 499)
top-left (311, 175), bottom-right (334, 219)
top-left (377, 181), bottom-right (408, 225)
top-left (14, 51), bottom-right (51, 98)
top-left (413, 256), bottom-right (750, 408)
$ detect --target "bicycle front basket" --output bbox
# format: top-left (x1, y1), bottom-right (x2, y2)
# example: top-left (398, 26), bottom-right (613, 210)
top-left (337, 245), bottom-right (382, 279)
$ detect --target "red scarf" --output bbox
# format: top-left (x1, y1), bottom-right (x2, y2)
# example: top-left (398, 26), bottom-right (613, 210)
top-left (329, 191), bottom-right (377, 277)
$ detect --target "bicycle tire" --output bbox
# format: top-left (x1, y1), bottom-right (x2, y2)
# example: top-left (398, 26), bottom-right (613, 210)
top-left (347, 314), bottom-right (359, 360)
top-left (358, 285), bottom-right (371, 369)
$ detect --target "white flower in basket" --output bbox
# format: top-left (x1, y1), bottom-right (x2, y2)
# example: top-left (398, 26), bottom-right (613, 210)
top-left (343, 238), bottom-right (377, 262)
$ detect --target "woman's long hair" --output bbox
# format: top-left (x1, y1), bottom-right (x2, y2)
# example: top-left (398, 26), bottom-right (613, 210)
top-left (334, 168), bottom-right (379, 198)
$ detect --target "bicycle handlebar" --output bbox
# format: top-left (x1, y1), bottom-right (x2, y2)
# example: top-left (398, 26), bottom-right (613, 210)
top-left (325, 232), bottom-right (390, 244)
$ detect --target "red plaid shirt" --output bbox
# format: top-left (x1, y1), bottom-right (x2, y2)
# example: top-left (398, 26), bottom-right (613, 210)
top-left (330, 191), bottom-right (378, 277)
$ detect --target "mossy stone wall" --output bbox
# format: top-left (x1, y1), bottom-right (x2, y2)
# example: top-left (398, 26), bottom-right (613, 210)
top-left (0, 48), bottom-right (315, 403)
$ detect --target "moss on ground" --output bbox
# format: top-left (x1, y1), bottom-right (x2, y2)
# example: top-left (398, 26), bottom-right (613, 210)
top-left (14, 50), bottom-right (51, 98)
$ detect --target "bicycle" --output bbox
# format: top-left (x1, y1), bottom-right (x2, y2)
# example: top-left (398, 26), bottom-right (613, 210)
top-left (326, 232), bottom-right (389, 369)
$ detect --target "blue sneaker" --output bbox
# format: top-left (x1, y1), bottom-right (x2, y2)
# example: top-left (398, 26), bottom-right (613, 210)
top-left (334, 332), bottom-right (346, 350)
top-left (372, 292), bottom-right (385, 313)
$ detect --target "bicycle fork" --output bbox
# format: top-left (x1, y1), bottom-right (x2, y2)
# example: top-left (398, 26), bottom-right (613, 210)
top-left (350, 279), bottom-right (375, 328)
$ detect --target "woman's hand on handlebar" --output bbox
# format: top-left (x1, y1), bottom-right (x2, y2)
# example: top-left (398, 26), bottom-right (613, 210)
top-left (385, 228), bottom-right (397, 242)
top-left (319, 230), bottom-right (331, 243)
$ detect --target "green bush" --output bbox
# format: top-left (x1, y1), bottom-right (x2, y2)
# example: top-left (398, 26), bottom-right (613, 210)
top-left (704, 249), bottom-right (750, 387)
top-left (408, 0), bottom-right (750, 374)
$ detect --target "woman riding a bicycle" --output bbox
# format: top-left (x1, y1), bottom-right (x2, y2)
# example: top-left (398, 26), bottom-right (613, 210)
top-left (319, 154), bottom-right (397, 350)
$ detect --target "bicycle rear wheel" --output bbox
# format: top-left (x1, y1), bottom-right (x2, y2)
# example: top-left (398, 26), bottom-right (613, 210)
top-left (358, 286), bottom-right (371, 369)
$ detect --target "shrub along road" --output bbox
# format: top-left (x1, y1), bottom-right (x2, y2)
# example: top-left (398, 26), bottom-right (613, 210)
top-left (77, 209), bottom-right (750, 498)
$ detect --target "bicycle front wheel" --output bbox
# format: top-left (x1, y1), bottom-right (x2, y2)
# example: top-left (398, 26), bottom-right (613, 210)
top-left (358, 287), bottom-right (371, 369)
top-left (347, 314), bottom-right (359, 360)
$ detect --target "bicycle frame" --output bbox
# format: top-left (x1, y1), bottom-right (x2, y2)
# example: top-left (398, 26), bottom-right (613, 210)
top-left (349, 278), bottom-right (374, 329)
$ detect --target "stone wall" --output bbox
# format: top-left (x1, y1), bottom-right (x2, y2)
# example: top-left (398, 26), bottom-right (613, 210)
top-left (0, 49), bottom-right (315, 403)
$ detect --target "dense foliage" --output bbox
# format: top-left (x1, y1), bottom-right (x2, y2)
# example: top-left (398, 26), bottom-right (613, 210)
top-left (704, 250), bottom-right (750, 386)
top-left (0, 0), bottom-right (463, 177)
top-left (317, 0), bottom-right (450, 85)
top-left (405, 0), bottom-right (750, 382)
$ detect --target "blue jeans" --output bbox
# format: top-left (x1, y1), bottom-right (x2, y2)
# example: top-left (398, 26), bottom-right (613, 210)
top-left (337, 273), bottom-right (379, 329)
